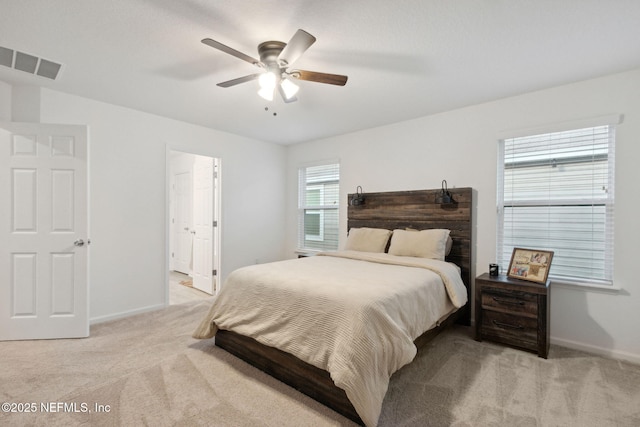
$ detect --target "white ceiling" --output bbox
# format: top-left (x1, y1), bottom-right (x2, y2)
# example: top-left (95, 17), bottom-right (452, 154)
top-left (2, 0), bottom-right (640, 145)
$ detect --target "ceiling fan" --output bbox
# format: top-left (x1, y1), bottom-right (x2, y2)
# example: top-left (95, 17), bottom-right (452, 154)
top-left (201, 29), bottom-right (348, 103)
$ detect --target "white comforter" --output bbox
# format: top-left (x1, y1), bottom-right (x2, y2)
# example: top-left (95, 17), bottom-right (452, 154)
top-left (193, 251), bottom-right (467, 426)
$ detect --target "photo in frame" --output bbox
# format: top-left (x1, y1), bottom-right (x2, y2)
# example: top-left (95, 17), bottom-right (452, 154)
top-left (507, 247), bottom-right (554, 284)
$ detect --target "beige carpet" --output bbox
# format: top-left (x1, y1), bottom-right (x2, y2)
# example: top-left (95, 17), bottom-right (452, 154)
top-left (1, 299), bottom-right (638, 427)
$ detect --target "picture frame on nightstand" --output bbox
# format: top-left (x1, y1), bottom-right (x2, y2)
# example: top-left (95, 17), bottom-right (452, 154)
top-left (507, 247), bottom-right (554, 284)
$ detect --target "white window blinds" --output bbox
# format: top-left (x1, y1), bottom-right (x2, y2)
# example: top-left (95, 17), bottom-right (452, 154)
top-left (497, 125), bottom-right (615, 286)
top-left (298, 162), bottom-right (340, 252)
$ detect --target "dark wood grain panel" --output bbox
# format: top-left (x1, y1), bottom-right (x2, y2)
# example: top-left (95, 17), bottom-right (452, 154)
top-left (481, 289), bottom-right (538, 317)
top-left (481, 310), bottom-right (538, 342)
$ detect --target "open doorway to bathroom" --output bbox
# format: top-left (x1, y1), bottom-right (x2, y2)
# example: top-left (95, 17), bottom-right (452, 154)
top-left (168, 150), bottom-right (220, 305)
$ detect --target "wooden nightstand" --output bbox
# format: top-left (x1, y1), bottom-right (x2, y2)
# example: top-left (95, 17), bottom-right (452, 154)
top-left (475, 273), bottom-right (550, 358)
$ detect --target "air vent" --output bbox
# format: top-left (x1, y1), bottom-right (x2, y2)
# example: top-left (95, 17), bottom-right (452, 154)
top-left (36, 59), bottom-right (62, 79)
top-left (14, 52), bottom-right (38, 74)
top-left (0, 47), bottom-right (13, 67)
top-left (0, 46), bottom-right (62, 80)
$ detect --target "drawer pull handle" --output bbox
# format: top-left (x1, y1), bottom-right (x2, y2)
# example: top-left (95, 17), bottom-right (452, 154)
top-left (492, 320), bottom-right (524, 330)
top-left (492, 297), bottom-right (525, 306)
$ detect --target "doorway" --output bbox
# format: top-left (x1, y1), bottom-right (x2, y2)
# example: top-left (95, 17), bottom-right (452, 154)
top-left (167, 150), bottom-right (220, 304)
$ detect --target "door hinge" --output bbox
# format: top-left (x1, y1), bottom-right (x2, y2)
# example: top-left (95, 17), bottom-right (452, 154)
top-left (213, 221), bottom-right (218, 227)
top-left (212, 269), bottom-right (217, 276)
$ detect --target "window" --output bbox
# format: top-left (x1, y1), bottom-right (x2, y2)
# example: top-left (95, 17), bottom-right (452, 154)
top-left (298, 162), bottom-right (340, 251)
top-left (497, 124), bottom-right (615, 286)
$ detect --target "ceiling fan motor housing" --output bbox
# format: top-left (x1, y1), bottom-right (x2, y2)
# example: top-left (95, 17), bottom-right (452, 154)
top-left (258, 41), bottom-right (286, 65)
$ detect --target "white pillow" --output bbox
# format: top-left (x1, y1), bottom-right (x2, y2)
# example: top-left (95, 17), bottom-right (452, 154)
top-left (388, 229), bottom-right (451, 260)
top-left (406, 228), bottom-right (453, 256)
top-left (344, 227), bottom-right (392, 253)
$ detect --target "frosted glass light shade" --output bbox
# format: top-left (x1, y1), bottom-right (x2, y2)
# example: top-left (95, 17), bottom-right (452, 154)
top-left (258, 71), bottom-right (277, 101)
top-left (258, 86), bottom-right (274, 101)
top-left (258, 72), bottom-right (277, 89)
top-left (280, 78), bottom-right (299, 99)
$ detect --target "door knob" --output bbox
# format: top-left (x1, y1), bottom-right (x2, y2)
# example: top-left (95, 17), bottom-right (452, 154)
top-left (74, 239), bottom-right (85, 247)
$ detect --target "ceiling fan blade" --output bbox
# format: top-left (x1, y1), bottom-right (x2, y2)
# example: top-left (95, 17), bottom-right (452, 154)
top-left (202, 38), bottom-right (260, 66)
top-left (278, 29), bottom-right (316, 66)
top-left (292, 70), bottom-right (348, 86)
top-left (216, 73), bottom-right (262, 88)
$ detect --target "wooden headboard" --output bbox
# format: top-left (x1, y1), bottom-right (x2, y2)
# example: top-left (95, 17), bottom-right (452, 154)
top-left (347, 187), bottom-right (473, 325)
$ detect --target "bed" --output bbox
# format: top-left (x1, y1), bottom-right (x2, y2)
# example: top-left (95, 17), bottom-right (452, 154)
top-left (193, 188), bottom-right (473, 426)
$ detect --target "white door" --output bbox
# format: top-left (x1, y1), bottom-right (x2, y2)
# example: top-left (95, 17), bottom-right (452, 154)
top-left (0, 122), bottom-right (88, 340)
top-left (173, 171), bottom-right (192, 274)
top-left (192, 156), bottom-right (214, 294)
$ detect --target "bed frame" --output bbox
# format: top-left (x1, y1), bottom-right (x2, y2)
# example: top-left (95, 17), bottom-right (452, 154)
top-left (215, 187), bottom-right (473, 425)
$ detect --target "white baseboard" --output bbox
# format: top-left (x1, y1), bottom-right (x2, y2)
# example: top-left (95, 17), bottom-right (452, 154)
top-left (90, 303), bottom-right (166, 325)
top-left (551, 336), bottom-right (640, 365)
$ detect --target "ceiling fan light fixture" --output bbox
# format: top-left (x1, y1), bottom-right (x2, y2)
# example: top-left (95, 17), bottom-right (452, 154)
top-left (280, 78), bottom-right (299, 100)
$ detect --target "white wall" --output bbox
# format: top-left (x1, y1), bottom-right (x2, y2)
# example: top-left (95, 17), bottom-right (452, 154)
top-left (6, 87), bottom-right (287, 322)
top-left (11, 86), bottom-right (41, 122)
top-left (286, 68), bottom-right (640, 363)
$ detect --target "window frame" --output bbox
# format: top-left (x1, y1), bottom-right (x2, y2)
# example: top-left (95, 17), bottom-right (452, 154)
top-left (297, 161), bottom-right (340, 252)
top-left (496, 117), bottom-right (619, 288)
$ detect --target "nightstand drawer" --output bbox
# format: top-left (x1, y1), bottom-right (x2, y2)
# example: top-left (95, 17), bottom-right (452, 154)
top-left (481, 290), bottom-right (538, 316)
top-left (481, 310), bottom-right (537, 343)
